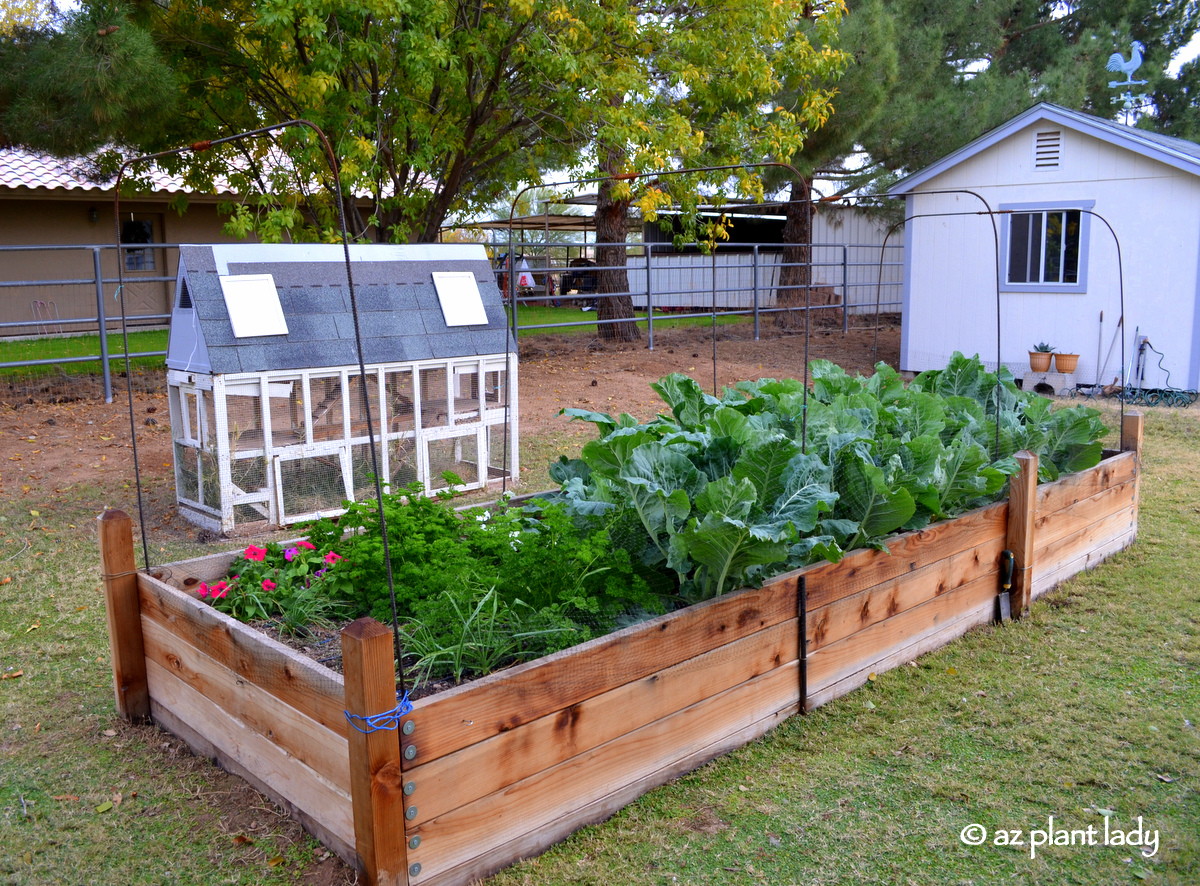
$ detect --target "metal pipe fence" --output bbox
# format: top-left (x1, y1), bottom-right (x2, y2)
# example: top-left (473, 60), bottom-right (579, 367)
top-left (2, 240), bottom-right (903, 401)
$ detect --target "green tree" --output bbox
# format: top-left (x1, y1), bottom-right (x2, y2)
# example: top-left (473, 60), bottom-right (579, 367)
top-left (848, 0), bottom-right (1199, 184)
top-left (0, 1), bottom-right (175, 152)
top-left (1149, 56), bottom-right (1200, 140)
top-left (581, 0), bottom-right (848, 341)
top-left (115, 0), bottom-right (597, 243)
top-left (0, 0), bottom-right (54, 36)
top-left (768, 0), bottom-right (900, 327)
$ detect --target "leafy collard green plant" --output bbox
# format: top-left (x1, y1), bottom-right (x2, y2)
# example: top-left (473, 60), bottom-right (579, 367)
top-left (548, 353), bottom-right (1108, 601)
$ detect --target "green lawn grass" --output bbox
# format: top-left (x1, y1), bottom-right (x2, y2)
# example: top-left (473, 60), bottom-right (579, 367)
top-left (0, 406), bottom-right (1196, 885)
top-left (0, 308), bottom-right (748, 380)
top-left (0, 329), bottom-right (169, 377)
top-left (510, 303), bottom-right (750, 336)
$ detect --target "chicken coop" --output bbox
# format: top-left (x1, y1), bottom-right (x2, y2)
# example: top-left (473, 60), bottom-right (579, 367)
top-left (164, 243), bottom-right (518, 534)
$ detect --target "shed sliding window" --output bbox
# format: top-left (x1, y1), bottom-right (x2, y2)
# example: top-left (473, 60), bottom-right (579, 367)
top-left (1006, 209), bottom-right (1081, 286)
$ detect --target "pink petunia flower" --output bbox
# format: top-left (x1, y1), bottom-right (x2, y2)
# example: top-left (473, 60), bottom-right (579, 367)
top-left (262, 579), bottom-right (277, 592)
top-left (324, 551), bottom-right (343, 565)
top-left (297, 540), bottom-right (316, 550)
top-left (210, 581), bottom-right (228, 600)
top-left (244, 545), bottom-right (267, 562)
top-left (196, 583), bottom-right (209, 599)
top-left (284, 547), bottom-right (298, 562)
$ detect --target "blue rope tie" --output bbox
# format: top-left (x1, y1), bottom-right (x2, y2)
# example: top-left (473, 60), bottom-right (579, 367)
top-left (344, 691), bottom-right (413, 734)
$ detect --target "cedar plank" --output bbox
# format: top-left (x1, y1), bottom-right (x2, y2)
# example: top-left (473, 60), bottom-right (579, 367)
top-left (405, 663), bottom-right (798, 883)
top-left (806, 574), bottom-right (998, 693)
top-left (414, 706), bottom-right (793, 886)
top-left (1031, 509), bottom-right (1137, 598)
top-left (145, 659), bottom-right (355, 849)
top-left (406, 581), bottom-right (798, 766)
top-left (405, 619), bottom-right (798, 826)
top-left (141, 617), bottom-right (350, 793)
top-left (806, 535), bottom-right (1004, 652)
top-left (1032, 532), bottom-right (1136, 601)
top-left (1035, 452), bottom-right (1135, 514)
top-left (805, 595), bottom-right (996, 710)
top-left (137, 576), bottom-right (348, 737)
top-left (799, 502), bottom-right (1007, 610)
top-left (1034, 479), bottom-right (1136, 550)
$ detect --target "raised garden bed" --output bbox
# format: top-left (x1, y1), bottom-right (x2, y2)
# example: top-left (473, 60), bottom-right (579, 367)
top-left (99, 413), bottom-right (1143, 886)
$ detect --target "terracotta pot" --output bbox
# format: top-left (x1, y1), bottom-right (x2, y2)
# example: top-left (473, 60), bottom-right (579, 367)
top-left (1028, 351), bottom-right (1053, 373)
top-left (1054, 353), bottom-right (1080, 373)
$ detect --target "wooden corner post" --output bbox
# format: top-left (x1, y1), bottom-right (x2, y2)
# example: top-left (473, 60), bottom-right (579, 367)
top-left (98, 509), bottom-right (150, 721)
top-left (1006, 451), bottom-right (1038, 617)
top-left (1121, 411), bottom-right (1144, 455)
top-left (343, 618), bottom-right (409, 886)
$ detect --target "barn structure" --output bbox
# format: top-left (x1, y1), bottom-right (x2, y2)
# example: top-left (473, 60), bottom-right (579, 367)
top-left (890, 102), bottom-right (1200, 394)
top-left (165, 243), bottom-right (517, 534)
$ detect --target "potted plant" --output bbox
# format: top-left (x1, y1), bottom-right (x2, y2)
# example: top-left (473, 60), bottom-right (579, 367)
top-left (1054, 351), bottom-right (1080, 373)
top-left (1029, 342), bottom-right (1054, 373)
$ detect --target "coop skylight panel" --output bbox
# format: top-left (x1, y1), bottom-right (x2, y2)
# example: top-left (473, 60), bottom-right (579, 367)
top-left (432, 271), bottom-right (488, 326)
top-left (219, 274), bottom-right (289, 337)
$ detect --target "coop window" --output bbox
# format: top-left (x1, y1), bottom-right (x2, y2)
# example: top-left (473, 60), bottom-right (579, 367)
top-left (1000, 201), bottom-right (1093, 294)
top-left (121, 220), bottom-right (156, 272)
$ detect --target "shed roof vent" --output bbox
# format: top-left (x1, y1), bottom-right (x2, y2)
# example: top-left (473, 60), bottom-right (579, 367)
top-left (1034, 130), bottom-right (1062, 168)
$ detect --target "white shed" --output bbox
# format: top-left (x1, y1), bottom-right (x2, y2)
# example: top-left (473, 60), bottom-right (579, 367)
top-left (166, 243), bottom-right (517, 534)
top-left (889, 102), bottom-right (1200, 394)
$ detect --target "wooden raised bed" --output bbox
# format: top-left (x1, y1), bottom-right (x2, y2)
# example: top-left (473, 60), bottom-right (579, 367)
top-left (99, 413), bottom-right (1144, 886)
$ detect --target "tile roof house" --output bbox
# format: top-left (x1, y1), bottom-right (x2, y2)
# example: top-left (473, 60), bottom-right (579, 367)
top-left (1, 148), bottom-right (246, 333)
top-left (166, 243), bottom-right (518, 533)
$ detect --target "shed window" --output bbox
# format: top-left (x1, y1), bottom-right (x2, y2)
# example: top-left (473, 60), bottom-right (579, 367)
top-left (1008, 210), bottom-right (1080, 284)
top-left (1000, 201), bottom-right (1093, 294)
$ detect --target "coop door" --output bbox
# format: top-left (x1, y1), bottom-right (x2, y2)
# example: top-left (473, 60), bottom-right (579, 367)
top-left (420, 428), bottom-right (485, 493)
top-left (272, 448), bottom-right (353, 525)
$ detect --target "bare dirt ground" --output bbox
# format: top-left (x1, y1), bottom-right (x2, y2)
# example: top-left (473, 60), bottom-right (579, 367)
top-left (0, 315), bottom-right (900, 527)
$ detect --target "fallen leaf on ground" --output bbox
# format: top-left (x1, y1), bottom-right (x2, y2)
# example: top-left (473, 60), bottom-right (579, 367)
top-left (1, 670), bottom-right (23, 680)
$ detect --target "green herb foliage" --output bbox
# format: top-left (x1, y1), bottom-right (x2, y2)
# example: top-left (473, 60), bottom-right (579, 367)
top-left (549, 353), bottom-right (1108, 601)
top-left (228, 486), bottom-right (666, 684)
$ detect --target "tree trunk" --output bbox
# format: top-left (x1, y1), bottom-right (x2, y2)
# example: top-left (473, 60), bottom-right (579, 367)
top-left (774, 178), bottom-right (813, 330)
top-left (592, 122), bottom-right (641, 343)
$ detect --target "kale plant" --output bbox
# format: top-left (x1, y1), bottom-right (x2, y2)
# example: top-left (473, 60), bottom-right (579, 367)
top-left (548, 353), bottom-right (1108, 601)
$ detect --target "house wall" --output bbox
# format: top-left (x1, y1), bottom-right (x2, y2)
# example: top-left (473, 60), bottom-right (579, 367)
top-left (0, 195), bottom-right (249, 335)
top-left (901, 123), bottom-right (1200, 391)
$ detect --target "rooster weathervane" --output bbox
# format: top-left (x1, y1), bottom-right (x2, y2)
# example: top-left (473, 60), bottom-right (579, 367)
top-left (1107, 40), bottom-right (1149, 121)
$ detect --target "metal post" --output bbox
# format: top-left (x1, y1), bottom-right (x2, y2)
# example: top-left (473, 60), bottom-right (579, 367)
top-left (752, 244), bottom-right (761, 341)
top-left (646, 242), bottom-right (654, 351)
top-left (841, 245), bottom-right (849, 334)
top-left (94, 247), bottom-right (113, 403)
